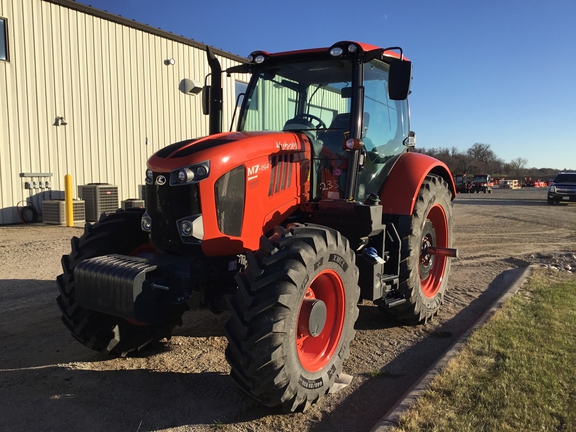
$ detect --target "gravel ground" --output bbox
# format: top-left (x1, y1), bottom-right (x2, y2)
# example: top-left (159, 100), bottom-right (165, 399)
top-left (0, 187), bottom-right (575, 432)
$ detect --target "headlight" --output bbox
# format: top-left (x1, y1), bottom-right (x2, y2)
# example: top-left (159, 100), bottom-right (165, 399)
top-left (170, 161), bottom-right (210, 185)
top-left (180, 221), bottom-right (193, 236)
top-left (196, 164), bottom-right (209, 177)
top-left (141, 212), bottom-right (152, 232)
top-left (330, 47), bottom-right (343, 57)
top-left (177, 168), bottom-right (195, 183)
top-left (177, 215), bottom-right (204, 241)
top-left (549, 185), bottom-right (557, 193)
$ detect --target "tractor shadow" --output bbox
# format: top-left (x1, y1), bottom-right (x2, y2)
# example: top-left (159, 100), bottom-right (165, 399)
top-left (0, 267), bottom-right (527, 431)
top-left (0, 365), bottom-right (270, 432)
top-left (0, 278), bottom-right (267, 431)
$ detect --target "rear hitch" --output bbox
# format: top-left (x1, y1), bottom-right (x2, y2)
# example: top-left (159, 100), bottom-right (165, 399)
top-left (424, 246), bottom-right (459, 258)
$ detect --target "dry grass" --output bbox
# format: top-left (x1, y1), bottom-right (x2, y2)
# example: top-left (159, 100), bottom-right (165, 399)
top-left (392, 269), bottom-right (576, 432)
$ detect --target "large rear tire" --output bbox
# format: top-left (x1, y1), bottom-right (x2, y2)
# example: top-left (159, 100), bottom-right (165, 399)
top-left (382, 174), bottom-right (454, 324)
top-left (56, 209), bottom-right (187, 356)
top-left (225, 224), bottom-right (360, 412)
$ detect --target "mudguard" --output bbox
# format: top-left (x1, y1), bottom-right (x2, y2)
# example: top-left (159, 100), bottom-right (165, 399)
top-left (378, 152), bottom-right (455, 216)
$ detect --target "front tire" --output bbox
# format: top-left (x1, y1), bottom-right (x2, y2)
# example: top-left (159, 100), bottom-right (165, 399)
top-left (383, 175), bottom-right (454, 324)
top-left (56, 209), bottom-right (187, 356)
top-left (225, 224), bottom-right (360, 412)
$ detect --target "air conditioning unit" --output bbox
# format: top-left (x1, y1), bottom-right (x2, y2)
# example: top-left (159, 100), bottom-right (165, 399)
top-left (42, 200), bottom-right (86, 225)
top-left (78, 183), bottom-right (119, 221)
top-left (122, 199), bottom-right (145, 209)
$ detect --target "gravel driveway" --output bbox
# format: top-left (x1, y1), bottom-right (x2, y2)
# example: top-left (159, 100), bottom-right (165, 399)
top-left (1, 187), bottom-right (574, 432)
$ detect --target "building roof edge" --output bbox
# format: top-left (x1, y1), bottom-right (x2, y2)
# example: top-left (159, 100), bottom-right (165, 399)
top-left (43, 0), bottom-right (248, 63)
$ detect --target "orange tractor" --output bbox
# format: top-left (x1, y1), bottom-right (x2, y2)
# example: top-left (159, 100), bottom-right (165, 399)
top-left (57, 41), bottom-right (457, 411)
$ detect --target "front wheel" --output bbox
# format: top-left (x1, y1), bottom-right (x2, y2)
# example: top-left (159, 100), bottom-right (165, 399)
top-left (225, 224), bottom-right (360, 412)
top-left (382, 175), bottom-right (454, 324)
top-left (56, 209), bottom-right (187, 356)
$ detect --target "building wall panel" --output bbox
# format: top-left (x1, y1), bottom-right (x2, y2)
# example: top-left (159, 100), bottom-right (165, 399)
top-left (0, 0), bottom-right (246, 224)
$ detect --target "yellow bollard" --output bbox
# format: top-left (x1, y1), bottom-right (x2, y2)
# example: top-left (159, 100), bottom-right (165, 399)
top-left (65, 174), bottom-right (73, 227)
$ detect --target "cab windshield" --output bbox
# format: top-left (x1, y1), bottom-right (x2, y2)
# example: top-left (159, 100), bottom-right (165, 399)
top-left (237, 56), bottom-right (409, 199)
top-left (238, 58), bottom-right (352, 134)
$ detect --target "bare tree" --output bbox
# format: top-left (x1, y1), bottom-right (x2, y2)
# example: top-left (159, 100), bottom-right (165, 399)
top-left (466, 143), bottom-right (497, 169)
top-left (509, 157), bottom-right (528, 179)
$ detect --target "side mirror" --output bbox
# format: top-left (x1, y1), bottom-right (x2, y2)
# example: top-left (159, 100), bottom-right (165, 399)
top-left (340, 87), bottom-right (352, 98)
top-left (388, 60), bottom-right (412, 100)
top-left (202, 85), bottom-right (211, 115)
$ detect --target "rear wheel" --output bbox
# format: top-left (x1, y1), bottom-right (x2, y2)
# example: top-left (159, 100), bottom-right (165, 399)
top-left (225, 224), bottom-right (360, 412)
top-left (382, 175), bottom-right (454, 323)
top-left (56, 209), bottom-right (187, 356)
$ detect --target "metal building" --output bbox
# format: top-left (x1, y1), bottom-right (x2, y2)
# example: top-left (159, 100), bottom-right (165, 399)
top-left (0, 0), bottom-right (247, 225)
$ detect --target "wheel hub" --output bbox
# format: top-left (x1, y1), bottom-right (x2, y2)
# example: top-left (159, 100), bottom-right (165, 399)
top-left (298, 297), bottom-right (327, 337)
top-left (420, 234), bottom-right (434, 280)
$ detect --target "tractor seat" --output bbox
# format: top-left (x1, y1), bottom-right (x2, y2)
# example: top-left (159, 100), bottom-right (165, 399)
top-left (318, 113), bottom-right (370, 153)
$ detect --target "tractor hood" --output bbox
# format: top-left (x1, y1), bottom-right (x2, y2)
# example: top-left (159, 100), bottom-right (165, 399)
top-left (145, 131), bottom-right (312, 256)
top-left (147, 131), bottom-right (308, 172)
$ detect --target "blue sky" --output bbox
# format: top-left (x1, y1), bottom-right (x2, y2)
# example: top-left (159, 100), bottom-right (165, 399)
top-left (76, 0), bottom-right (576, 170)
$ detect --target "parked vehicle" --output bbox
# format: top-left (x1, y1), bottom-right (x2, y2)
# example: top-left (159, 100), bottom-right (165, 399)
top-left (56, 41), bottom-right (458, 411)
top-left (472, 174), bottom-right (493, 193)
top-left (454, 174), bottom-right (472, 193)
top-left (547, 172), bottom-right (576, 204)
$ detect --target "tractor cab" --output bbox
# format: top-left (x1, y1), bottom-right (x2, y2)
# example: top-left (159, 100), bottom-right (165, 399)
top-left (220, 41), bottom-right (413, 202)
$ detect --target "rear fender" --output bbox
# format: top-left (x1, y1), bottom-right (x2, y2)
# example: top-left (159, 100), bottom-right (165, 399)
top-left (378, 152), bottom-right (455, 216)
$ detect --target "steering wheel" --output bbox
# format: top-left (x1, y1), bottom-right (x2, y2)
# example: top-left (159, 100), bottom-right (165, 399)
top-left (293, 113), bottom-right (327, 130)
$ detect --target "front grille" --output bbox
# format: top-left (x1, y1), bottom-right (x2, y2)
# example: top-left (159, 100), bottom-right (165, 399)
top-left (556, 187), bottom-right (576, 194)
top-left (146, 178), bottom-right (201, 253)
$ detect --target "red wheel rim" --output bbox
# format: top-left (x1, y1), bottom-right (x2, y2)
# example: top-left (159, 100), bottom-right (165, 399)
top-left (296, 269), bottom-right (345, 372)
top-left (420, 204), bottom-right (448, 298)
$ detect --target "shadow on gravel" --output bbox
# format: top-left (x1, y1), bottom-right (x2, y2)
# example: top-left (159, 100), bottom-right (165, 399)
top-left (354, 304), bottom-right (398, 331)
top-left (0, 365), bottom-right (270, 432)
top-left (0, 268), bottom-right (526, 432)
top-left (308, 267), bottom-right (527, 432)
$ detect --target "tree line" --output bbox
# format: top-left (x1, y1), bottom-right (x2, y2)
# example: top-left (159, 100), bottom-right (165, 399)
top-left (416, 143), bottom-right (570, 181)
